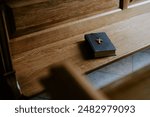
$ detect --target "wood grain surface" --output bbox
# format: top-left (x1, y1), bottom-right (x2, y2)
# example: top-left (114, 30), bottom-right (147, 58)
top-left (10, 3), bottom-right (150, 55)
top-left (11, 3), bottom-right (150, 96)
top-left (9, 0), bottom-right (118, 35)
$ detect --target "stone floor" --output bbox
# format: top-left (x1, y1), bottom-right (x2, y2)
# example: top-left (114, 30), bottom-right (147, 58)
top-left (30, 47), bottom-right (150, 100)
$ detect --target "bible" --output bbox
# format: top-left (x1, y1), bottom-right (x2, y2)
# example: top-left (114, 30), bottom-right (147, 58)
top-left (85, 32), bottom-right (116, 58)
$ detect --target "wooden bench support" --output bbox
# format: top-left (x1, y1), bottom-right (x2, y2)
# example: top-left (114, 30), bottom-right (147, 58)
top-left (120, 0), bottom-right (130, 9)
top-left (0, 4), bottom-right (16, 37)
top-left (0, 6), bottom-right (20, 99)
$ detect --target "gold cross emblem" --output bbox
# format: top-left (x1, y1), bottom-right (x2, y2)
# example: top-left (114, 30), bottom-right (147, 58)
top-left (96, 38), bottom-right (103, 44)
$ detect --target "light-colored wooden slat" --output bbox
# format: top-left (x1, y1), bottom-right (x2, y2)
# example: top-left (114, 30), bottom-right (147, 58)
top-left (10, 3), bottom-right (150, 55)
top-left (12, 9), bottom-right (150, 96)
top-left (101, 65), bottom-right (150, 99)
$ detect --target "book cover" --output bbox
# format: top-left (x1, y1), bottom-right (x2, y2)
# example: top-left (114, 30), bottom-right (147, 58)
top-left (84, 32), bottom-right (116, 58)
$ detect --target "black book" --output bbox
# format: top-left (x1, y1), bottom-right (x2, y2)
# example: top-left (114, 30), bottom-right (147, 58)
top-left (84, 32), bottom-right (116, 58)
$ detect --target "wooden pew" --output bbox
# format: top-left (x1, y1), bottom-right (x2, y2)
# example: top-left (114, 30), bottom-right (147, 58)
top-left (42, 61), bottom-right (150, 100)
top-left (10, 2), bottom-right (150, 97)
top-left (0, 0), bottom-right (149, 97)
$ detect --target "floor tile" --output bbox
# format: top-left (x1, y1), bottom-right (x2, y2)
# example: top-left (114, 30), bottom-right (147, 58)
top-left (132, 52), bottom-right (150, 71)
top-left (87, 71), bottom-right (121, 89)
top-left (140, 47), bottom-right (150, 54)
top-left (86, 56), bottom-right (134, 89)
top-left (97, 56), bottom-right (133, 76)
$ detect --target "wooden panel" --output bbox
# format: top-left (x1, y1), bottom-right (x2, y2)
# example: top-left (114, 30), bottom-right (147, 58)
top-left (10, 3), bottom-right (150, 55)
top-left (101, 65), bottom-right (150, 99)
top-left (9, 0), bottom-right (118, 35)
top-left (12, 6), bottom-right (150, 96)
